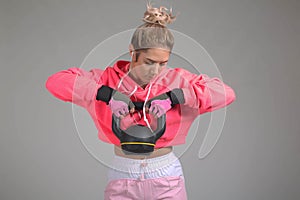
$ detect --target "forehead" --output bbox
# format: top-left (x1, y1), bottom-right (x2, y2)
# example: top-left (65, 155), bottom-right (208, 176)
top-left (140, 48), bottom-right (170, 61)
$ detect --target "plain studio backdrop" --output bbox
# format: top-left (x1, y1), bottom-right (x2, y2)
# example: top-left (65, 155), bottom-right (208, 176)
top-left (1, 0), bottom-right (299, 199)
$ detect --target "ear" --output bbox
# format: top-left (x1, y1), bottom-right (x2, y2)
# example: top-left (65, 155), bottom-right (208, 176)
top-left (129, 44), bottom-right (134, 55)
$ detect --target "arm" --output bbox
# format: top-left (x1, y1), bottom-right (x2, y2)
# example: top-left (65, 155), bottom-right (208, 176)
top-left (177, 69), bottom-right (236, 114)
top-left (45, 67), bottom-right (103, 107)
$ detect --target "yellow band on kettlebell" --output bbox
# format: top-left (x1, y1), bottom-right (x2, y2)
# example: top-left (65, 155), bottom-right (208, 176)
top-left (121, 142), bottom-right (155, 146)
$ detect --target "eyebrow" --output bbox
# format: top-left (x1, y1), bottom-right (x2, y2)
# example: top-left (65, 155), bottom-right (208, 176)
top-left (145, 58), bottom-right (168, 63)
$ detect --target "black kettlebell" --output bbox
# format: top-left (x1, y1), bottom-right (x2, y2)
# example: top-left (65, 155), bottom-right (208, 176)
top-left (112, 112), bottom-right (166, 155)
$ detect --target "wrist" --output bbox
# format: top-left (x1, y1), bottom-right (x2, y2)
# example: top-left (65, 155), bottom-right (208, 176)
top-left (167, 88), bottom-right (185, 107)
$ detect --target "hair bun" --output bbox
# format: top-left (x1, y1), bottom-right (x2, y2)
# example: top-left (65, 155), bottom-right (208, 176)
top-left (142, 2), bottom-right (176, 27)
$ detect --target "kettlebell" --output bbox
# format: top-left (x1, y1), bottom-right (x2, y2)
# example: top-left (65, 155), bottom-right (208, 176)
top-left (112, 112), bottom-right (166, 155)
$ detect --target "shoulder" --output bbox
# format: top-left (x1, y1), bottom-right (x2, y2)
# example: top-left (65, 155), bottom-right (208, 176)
top-left (163, 67), bottom-right (197, 80)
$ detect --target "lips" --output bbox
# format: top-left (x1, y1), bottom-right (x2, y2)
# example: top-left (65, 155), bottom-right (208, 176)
top-left (148, 74), bottom-right (157, 79)
top-left (146, 76), bottom-right (154, 80)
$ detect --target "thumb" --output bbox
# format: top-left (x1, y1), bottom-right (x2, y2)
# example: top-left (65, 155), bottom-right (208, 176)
top-left (130, 107), bottom-right (135, 113)
top-left (128, 101), bottom-right (135, 113)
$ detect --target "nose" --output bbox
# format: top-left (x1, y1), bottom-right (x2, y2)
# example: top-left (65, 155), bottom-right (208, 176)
top-left (150, 63), bottom-right (160, 75)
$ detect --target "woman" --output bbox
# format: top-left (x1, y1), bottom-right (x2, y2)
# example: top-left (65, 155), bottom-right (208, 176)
top-left (46, 3), bottom-right (236, 199)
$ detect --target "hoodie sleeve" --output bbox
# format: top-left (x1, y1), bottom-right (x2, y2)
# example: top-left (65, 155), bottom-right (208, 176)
top-left (45, 67), bottom-right (103, 107)
top-left (177, 69), bottom-right (236, 114)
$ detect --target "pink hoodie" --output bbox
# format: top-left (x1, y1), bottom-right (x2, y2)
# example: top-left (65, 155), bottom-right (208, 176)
top-left (46, 60), bottom-right (236, 148)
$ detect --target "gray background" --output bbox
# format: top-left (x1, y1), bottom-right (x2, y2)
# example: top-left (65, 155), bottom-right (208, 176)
top-left (1, 0), bottom-right (300, 199)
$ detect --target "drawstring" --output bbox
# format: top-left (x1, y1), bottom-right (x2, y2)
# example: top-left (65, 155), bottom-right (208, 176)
top-left (117, 63), bottom-right (154, 133)
top-left (117, 70), bottom-right (130, 90)
top-left (128, 85), bottom-right (137, 96)
top-left (143, 83), bottom-right (154, 133)
top-left (117, 68), bottom-right (138, 97)
top-left (139, 156), bottom-right (148, 180)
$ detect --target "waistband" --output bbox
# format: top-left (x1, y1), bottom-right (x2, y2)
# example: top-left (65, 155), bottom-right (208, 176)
top-left (111, 152), bottom-right (179, 173)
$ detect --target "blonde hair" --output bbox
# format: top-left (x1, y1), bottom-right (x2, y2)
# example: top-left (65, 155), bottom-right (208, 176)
top-left (131, 2), bottom-right (176, 52)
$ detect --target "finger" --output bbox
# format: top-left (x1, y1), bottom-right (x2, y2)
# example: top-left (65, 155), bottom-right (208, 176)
top-left (149, 105), bottom-right (154, 113)
top-left (130, 107), bottom-right (135, 113)
top-left (118, 110), bottom-right (124, 117)
top-left (116, 108), bottom-right (126, 117)
top-left (150, 106), bottom-right (159, 118)
top-left (118, 109), bottom-right (126, 119)
top-left (155, 106), bottom-right (163, 118)
top-left (129, 102), bottom-right (135, 111)
top-left (145, 101), bottom-right (151, 110)
top-left (150, 105), bottom-right (158, 114)
top-left (122, 107), bottom-right (129, 115)
top-left (156, 111), bottom-right (162, 118)
top-left (114, 111), bottom-right (121, 118)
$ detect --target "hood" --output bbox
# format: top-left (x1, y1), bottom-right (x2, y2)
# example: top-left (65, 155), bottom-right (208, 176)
top-left (112, 60), bottom-right (131, 77)
top-left (110, 60), bottom-right (138, 97)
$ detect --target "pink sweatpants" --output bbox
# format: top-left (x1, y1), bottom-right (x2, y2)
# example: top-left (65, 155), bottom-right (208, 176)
top-left (105, 176), bottom-right (186, 199)
top-left (104, 152), bottom-right (187, 200)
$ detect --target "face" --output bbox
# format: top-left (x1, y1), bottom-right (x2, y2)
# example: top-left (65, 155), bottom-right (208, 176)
top-left (129, 48), bottom-right (170, 87)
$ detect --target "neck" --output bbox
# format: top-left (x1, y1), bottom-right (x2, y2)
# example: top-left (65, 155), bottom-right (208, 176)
top-left (128, 63), bottom-right (147, 88)
top-left (128, 72), bottom-right (147, 88)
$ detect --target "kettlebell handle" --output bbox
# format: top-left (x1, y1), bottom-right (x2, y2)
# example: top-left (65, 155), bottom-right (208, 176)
top-left (112, 113), bottom-right (166, 141)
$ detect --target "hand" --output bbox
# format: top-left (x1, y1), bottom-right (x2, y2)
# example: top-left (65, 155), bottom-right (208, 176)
top-left (109, 91), bottom-right (135, 118)
top-left (149, 98), bottom-right (172, 118)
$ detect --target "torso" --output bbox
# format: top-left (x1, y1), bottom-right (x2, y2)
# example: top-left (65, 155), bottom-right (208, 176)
top-left (114, 145), bottom-right (173, 159)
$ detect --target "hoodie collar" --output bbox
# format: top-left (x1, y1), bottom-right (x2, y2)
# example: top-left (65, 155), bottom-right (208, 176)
top-left (113, 60), bottom-right (131, 76)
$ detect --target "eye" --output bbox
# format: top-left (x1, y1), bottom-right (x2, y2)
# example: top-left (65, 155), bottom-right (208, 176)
top-left (145, 61), bottom-right (154, 65)
top-left (160, 62), bottom-right (167, 66)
